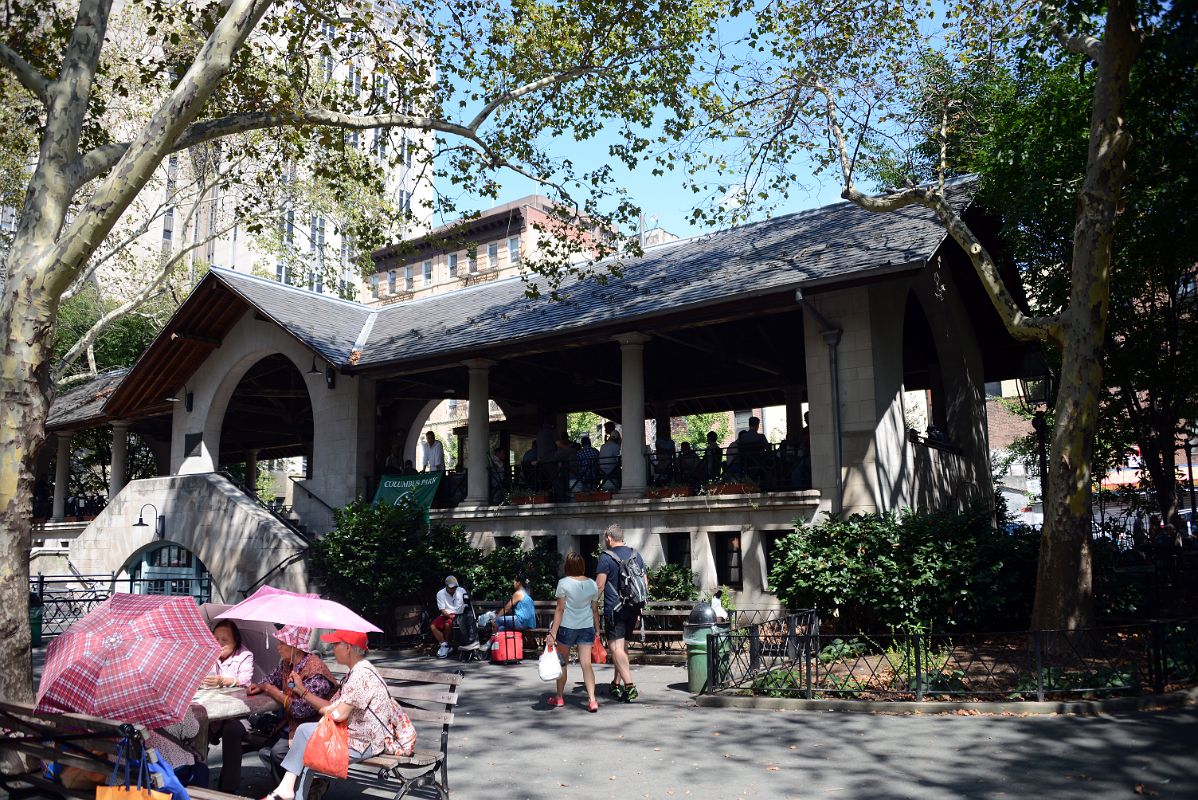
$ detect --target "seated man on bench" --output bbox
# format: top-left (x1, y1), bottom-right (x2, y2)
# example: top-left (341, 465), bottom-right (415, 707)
top-left (430, 575), bottom-right (465, 659)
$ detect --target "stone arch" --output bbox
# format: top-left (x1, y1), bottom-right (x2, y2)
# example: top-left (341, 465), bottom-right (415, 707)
top-left (901, 290), bottom-right (948, 434)
top-left (218, 353), bottom-right (315, 470)
top-left (400, 397), bottom-right (516, 469)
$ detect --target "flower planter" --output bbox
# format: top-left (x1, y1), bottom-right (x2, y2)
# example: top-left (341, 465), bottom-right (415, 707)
top-left (574, 490), bottom-right (613, 502)
top-left (510, 494), bottom-right (550, 505)
top-left (705, 483), bottom-right (757, 496)
top-left (644, 486), bottom-right (693, 499)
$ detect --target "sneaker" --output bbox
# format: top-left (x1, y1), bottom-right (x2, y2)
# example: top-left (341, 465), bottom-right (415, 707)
top-left (587, 700), bottom-right (599, 713)
top-left (436, 644), bottom-right (450, 658)
top-left (548, 696), bottom-right (565, 707)
top-left (622, 684), bottom-right (638, 703)
top-left (609, 680), bottom-right (625, 701)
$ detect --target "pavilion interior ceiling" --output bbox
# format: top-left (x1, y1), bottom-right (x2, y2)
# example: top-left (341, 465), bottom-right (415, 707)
top-left (373, 304), bottom-right (810, 421)
top-left (219, 354), bottom-right (314, 463)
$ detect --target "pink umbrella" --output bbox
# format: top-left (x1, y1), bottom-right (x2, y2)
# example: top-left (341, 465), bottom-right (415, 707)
top-left (216, 586), bottom-right (381, 632)
top-left (36, 593), bottom-right (218, 727)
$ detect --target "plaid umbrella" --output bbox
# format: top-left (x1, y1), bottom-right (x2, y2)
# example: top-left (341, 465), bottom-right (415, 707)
top-left (36, 593), bottom-right (218, 728)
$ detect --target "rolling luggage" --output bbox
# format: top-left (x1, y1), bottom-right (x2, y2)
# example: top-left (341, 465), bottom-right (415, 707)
top-left (490, 630), bottom-right (524, 665)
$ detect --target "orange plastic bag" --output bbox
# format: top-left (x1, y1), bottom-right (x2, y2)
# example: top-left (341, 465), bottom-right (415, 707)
top-left (96, 787), bottom-right (170, 800)
top-left (302, 715), bottom-right (349, 779)
top-left (592, 635), bottom-right (608, 665)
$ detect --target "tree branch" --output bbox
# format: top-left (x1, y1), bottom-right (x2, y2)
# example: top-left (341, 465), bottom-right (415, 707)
top-left (1051, 22), bottom-right (1102, 62)
top-left (817, 83), bottom-right (1060, 344)
top-left (0, 42), bottom-right (50, 103)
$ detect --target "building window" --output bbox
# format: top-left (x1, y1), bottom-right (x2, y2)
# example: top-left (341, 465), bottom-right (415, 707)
top-left (370, 274), bottom-right (379, 298)
top-left (149, 545), bottom-right (193, 569)
top-left (662, 532), bottom-right (691, 568)
top-left (487, 241), bottom-right (498, 268)
top-left (468, 253), bottom-right (477, 273)
top-left (404, 265), bottom-right (414, 291)
top-left (508, 236), bottom-right (520, 264)
top-left (448, 253), bottom-right (458, 276)
top-left (712, 532), bottom-right (743, 590)
top-left (761, 530), bottom-right (790, 592)
top-left (387, 270), bottom-right (396, 294)
top-left (422, 259), bottom-right (432, 286)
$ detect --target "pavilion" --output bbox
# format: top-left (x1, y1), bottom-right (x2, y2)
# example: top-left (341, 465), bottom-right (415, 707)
top-left (36, 178), bottom-right (1038, 607)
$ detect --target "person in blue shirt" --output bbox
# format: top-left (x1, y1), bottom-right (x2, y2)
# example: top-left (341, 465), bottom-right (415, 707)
top-left (493, 573), bottom-right (536, 632)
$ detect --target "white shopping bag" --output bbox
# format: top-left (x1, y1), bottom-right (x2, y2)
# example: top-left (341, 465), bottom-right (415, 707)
top-left (537, 643), bottom-right (562, 682)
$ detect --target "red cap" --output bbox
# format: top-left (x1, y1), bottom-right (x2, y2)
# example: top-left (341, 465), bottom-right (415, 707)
top-left (319, 629), bottom-right (369, 649)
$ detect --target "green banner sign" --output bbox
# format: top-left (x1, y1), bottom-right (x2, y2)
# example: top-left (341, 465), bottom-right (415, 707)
top-left (372, 472), bottom-right (442, 519)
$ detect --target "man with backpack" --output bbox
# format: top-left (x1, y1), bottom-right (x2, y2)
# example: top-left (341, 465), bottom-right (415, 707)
top-left (595, 523), bottom-right (649, 702)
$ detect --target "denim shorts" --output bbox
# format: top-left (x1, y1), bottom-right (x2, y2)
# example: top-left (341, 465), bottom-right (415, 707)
top-left (554, 625), bottom-right (596, 647)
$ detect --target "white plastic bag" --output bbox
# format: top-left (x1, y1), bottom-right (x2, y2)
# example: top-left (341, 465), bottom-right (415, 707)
top-left (537, 643), bottom-right (562, 682)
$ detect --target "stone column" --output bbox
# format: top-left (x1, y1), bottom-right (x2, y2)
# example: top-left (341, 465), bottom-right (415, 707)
top-left (464, 358), bottom-right (496, 505)
top-left (784, 385), bottom-right (806, 442)
top-left (615, 333), bottom-right (651, 497)
top-left (51, 433), bottom-right (71, 520)
top-left (109, 422), bottom-right (130, 500)
top-left (245, 449), bottom-right (259, 493)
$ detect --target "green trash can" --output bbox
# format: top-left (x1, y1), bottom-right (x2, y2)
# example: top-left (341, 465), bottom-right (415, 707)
top-left (28, 593), bottom-right (44, 647)
top-left (684, 623), bottom-right (714, 693)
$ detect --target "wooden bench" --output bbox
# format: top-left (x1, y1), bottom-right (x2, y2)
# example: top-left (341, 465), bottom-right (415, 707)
top-left (327, 664), bottom-right (463, 800)
top-left (0, 701), bottom-right (251, 800)
top-left (473, 599), bottom-right (699, 653)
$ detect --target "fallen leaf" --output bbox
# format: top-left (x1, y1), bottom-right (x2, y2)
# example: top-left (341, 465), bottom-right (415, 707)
top-left (766, 765), bottom-right (780, 772)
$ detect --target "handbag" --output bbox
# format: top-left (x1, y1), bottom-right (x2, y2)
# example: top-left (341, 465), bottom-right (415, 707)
top-left (538, 643), bottom-right (562, 682)
top-left (592, 635), bottom-right (608, 665)
top-left (96, 735), bottom-right (171, 800)
top-left (364, 671), bottom-right (417, 757)
top-left (302, 714), bottom-right (349, 779)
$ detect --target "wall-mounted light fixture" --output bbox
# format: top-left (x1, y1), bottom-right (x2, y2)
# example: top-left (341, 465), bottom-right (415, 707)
top-left (325, 365), bottom-right (336, 390)
top-left (166, 386), bottom-right (194, 412)
top-left (132, 503), bottom-right (165, 540)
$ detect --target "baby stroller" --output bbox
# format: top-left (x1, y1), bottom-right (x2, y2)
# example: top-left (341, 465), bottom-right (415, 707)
top-left (451, 589), bottom-right (487, 662)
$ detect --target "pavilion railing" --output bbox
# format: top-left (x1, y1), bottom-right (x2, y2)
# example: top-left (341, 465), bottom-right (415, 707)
top-left (705, 615), bottom-right (1198, 701)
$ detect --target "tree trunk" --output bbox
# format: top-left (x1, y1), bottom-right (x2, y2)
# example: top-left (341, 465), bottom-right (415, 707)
top-left (0, 261), bottom-right (58, 704)
top-left (1031, 0), bottom-right (1139, 631)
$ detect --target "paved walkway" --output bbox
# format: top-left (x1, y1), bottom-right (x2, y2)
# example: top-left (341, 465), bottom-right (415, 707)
top-left (33, 648), bottom-right (1198, 798)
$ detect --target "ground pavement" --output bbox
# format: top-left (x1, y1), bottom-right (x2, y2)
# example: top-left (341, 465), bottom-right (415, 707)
top-left (32, 647), bottom-right (1198, 799)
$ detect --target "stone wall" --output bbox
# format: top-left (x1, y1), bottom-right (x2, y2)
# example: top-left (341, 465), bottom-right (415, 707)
top-left (68, 474), bottom-right (310, 602)
top-left (436, 491), bottom-right (821, 607)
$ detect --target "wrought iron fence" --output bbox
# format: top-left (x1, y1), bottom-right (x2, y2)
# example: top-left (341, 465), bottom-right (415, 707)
top-left (706, 616), bottom-right (1198, 701)
top-left (30, 573), bottom-right (212, 639)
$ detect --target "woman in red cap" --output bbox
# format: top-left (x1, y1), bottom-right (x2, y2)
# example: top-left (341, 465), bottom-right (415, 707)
top-left (262, 629), bottom-right (409, 800)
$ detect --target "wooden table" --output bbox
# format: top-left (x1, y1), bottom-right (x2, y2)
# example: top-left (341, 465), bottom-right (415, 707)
top-left (169, 688), bottom-right (281, 753)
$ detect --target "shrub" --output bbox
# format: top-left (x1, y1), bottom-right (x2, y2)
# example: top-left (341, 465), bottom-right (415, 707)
top-left (308, 498), bottom-right (480, 626)
top-left (462, 537), bottom-right (562, 603)
top-left (768, 507), bottom-right (1038, 633)
top-left (647, 564), bottom-right (700, 601)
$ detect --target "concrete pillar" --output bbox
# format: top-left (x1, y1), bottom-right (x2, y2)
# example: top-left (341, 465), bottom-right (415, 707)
top-left (52, 433), bottom-right (71, 520)
top-left (109, 422), bottom-right (130, 500)
top-left (245, 449), bottom-right (259, 493)
top-left (464, 358), bottom-right (496, 505)
top-left (784, 385), bottom-right (806, 443)
top-left (615, 333), bottom-right (650, 496)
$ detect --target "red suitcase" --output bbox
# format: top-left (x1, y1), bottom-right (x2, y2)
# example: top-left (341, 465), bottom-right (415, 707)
top-left (490, 631), bottom-right (524, 664)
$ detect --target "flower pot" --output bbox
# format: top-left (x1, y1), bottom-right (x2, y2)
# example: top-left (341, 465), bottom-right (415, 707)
top-left (706, 483), bottom-right (756, 496)
top-left (574, 490), bottom-right (613, 502)
top-left (644, 486), bottom-right (693, 499)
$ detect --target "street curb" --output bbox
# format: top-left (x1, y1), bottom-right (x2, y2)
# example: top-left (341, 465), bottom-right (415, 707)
top-left (694, 685), bottom-right (1198, 715)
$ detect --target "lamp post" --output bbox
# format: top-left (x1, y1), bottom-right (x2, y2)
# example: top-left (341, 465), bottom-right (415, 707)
top-left (1185, 429), bottom-right (1197, 519)
top-left (1031, 411), bottom-right (1050, 500)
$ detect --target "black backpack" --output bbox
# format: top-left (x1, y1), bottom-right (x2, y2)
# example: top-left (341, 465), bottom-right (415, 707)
top-left (605, 548), bottom-right (648, 612)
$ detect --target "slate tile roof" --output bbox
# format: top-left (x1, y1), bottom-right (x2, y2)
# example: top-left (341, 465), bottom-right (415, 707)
top-left (210, 179), bottom-right (973, 371)
top-left (47, 368), bottom-right (130, 429)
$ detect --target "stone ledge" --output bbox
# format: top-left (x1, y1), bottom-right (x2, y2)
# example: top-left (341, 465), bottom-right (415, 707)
top-left (694, 685), bottom-right (1198, 716)
top-left (432, 490), bottom-right (822, 521)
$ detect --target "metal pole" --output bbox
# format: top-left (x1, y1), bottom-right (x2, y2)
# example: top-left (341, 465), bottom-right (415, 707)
top-left (1032, 412), bottom-right (1049, 500)
top-left (1034, 630), bottom-right (1044, 702)
top-left (1185, 436), bottom-right (1196, 519)
top-left (913, 634), bottom-right (924, 702)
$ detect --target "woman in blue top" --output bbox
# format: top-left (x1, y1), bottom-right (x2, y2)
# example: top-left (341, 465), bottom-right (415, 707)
top-left (547, 552), bottom-right (601, 712)
top-left (494, 573), bottom-right (536, 632)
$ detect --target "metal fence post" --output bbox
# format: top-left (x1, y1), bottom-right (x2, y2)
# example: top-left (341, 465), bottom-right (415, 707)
top-left (1150, 621), bottom-right (1165, 695)
top-left (36, 573), bottom-right (45, 600)
top-left (749, 624), bottom-right (761, 671)
top-left (706, 631), bottom-right (715, 694)
top-left (913, 633), bottom-right (924, 702)
top-left (805, 628), bottom-right (814, 700)
top-left (786, 614), bottom-right (798, 660)
top-left (1034, 630), bottom-right (1044, 702)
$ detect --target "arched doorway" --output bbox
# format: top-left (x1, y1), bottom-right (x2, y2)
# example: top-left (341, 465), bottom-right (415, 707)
top-left (121, 542), bottom-right (213, 604)
top-left (902, 292), bottom-right (947, 437)
top-left (219, 354), bottom-right (315, 500)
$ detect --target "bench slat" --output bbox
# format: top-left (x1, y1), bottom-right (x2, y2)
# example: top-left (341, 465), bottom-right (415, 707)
top-left (388, 685), bottom-right (459, 705)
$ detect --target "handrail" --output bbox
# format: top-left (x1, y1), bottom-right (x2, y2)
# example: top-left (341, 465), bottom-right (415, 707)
top-left (215, 471), bottom-right (313, 543)
top-left (239, 550), bottom-right (308, 598)
top-left (288, 475), bottom-right (337, 513)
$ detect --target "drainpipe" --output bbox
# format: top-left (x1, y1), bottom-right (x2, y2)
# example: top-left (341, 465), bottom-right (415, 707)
top-left (796, 289), bottom-right (844, 515)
